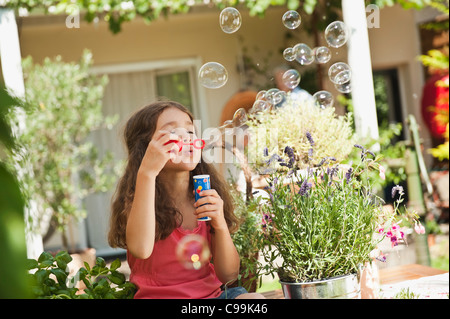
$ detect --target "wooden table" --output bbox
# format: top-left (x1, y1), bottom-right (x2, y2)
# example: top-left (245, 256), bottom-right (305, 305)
top-left (260, 264), bottom-right (448, 299)
top-left (378, 263), bottom-right (447, 285)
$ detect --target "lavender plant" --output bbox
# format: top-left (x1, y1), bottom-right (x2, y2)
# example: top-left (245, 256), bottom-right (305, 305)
top-left (257, 134), bottom-right (422, 283)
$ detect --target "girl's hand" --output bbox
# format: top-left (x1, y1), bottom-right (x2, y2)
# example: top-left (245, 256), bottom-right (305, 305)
top-left (194, 189), bottom-right (228, 231)
top-left (138, 130), bottom-right (180, 177)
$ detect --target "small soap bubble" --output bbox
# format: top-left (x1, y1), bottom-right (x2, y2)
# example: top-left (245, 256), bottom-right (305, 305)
top-left (252, 100), bottom-right (270, 113)
top-left (314, 46), bottom-right (331, 64)
top-left (282, 10), bottom-right (301, 29)
top-left (325, 21), bottom-right (349, 48)
top-left (335, 80), bottom-right (352, 94)
top-left (265, 88), bottom-right (280, 104)
top-left (282, 69), bottom-right (301, 90)
top-left (176, 234), bottom-right (211, 270)
top-left (198, 62), bottom-right (228, 89)
top-left (256, 90), bottom-right (267, 101)
top-left (328, 62), bottom-right (351, 85)
top-left (294, 43), bottom-right (314, 66)
top-left (219, 7), bottom-right (242, 34)
top-left (283, 47), bottom-right (296, 62)
top-left (313, 91), bottom-right (334, 109)
top-left (232, 108), bottom-right (248, 127)
top-left (274, 90), bottom-right (287, 104)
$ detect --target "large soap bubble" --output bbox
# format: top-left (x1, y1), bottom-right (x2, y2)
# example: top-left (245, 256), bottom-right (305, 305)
top-left (313, 91), bottom-right (334, 109)
top-left (219, 7), bottom-right (242, 34)
top-left (282, 69), bottom-right (301, 90)
top-left (325, 21), bottom-right (349, 48)
top-left (176, 234), bottom-right (211, 270)
top-left (294, 43), bottom-right (314, 66)
top-left (328, 62), bottom-right (351, 85)
top-left (282, 10), bottom-right (301, 29)
top-left (198, 62), bottom-right (228, 89)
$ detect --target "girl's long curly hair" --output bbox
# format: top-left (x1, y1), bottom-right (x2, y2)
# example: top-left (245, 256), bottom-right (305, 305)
top-left (108, 101), bottom-right (238, 249)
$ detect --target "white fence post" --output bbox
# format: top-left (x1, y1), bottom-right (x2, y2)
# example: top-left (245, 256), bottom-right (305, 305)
top-left (342, 0), bottom-right (380, 146)
top-left (0, 8), bottom-right (44, 259)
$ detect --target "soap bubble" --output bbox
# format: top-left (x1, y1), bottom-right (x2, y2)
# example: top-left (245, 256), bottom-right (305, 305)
top-left (176, 234), bottom-right (211, 270)
top-left (335, 80), bottom-right (352, 94)
top-left (314, 46), bottom-right (331, 64)
top-left (252, 100), bottom-right (271, 113)
top-left (294, 43), bottom-right (314, 66)
top-left (282, 10), bottom-right (301, 29)
top-left (232, 108), bottom-right (248, 127)
top-left (198, 62), bottom-right (228, 89)
top-left (325, 21), bottom-right (349, 48)
top-left (313, 91), bottom-right (334, 109)
top-left (265, 88), bottom-right (283, 105)
top-left (328, 62), bottom-right (351, 85)
top-left (219, 7), bottom-right (242, 34)
top-left (283, 47), bottom-right (296, 62)
top-left (282, 69), bottom-right (301, 90)
top-left (256, 90), bottom-right (267, 101)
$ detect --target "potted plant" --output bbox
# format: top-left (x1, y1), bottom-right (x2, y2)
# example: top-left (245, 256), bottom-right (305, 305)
top-left (255, 136), bottom-right (424, 299)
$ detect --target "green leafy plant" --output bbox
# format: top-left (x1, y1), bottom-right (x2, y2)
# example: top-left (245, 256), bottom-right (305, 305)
top-left (257, 137), bottom-right (422, 283)
top-left (7, 50), bottom-right (121, 251)
top-left (26, 251), bottom-right (136, 299)
top-left (229, 186), bottom-right (265, 291)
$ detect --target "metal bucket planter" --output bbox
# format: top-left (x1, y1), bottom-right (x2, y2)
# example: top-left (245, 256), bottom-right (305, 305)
top-left (280, 273), bottom-right (360, 299)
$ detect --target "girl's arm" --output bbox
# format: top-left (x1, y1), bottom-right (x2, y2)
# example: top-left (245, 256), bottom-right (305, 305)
top-left (126, 131), bottom-right (179, 259)
top-left (194, 190), bottom-right (240, 284)
top-left (211, 228), bottom-right (241, 284)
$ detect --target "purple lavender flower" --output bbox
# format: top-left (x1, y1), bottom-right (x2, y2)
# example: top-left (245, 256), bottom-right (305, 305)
top-left (345, 167), bottom-right (353, 183)
top-left (283, 146), bottom-right (295, 168)
top-left (263, 147), bottom-right (269, 157)
top-left (298, 180), bottom-right (312, 196)
top-left (306, 131), bottom-right (315, 146)
top-left (354, 144), bottom-right (365, 150)
top-left (391, 185), bottom-right (404, 199)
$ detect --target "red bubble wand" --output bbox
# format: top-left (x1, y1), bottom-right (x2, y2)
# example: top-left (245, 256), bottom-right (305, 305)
top-left (164, 139), bottom-right (206, 152)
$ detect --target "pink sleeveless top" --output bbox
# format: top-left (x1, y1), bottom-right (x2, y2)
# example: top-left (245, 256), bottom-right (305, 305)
top-left (127, 221), bottom-right (223, 299)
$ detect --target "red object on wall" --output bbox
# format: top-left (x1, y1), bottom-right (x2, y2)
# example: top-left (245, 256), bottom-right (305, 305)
top-left (421, 73), bottom-right (449, 139)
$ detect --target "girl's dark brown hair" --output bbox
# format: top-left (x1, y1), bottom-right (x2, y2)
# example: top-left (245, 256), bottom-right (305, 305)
top-left (108, 101), bottom-right (238, 249)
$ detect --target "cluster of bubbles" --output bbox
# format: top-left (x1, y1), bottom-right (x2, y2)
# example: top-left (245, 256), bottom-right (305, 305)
top-left (280, 12), bottom-right (352, 106)
top-left (176, 234), bottom-right (211, 270)
top-left (195, 9), bottom-right (353, 136)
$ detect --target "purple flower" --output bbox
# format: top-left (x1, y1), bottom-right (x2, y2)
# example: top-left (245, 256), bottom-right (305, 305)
top-left (263, 147), bottom-right (269, 157)
top-left (298, 180), bottom-right (312, 196)
top-left (354, 144), bottom-right (365, 150)
top-left (345, 167), bottom-right (353, 183)
top-left (283, 146), bottom-right (295, 168)
top-left (306, 132), bottom-right (315, 146)
top-left (391, 185), bottom-right (404, 199)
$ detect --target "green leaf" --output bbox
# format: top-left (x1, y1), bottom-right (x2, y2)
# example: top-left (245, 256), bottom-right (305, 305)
top-left (110, 258), bottom-right (121, 271)
top-left (50, 268), bottom-right (68, 284)
top-left (38, 252), bottom-right (54, 264)
top-left (26, 258), bottom-right (39, 270)
top-left (95, 257), bottom-right (106, 269)
top-left (108, 271), bottom-right (125, 285)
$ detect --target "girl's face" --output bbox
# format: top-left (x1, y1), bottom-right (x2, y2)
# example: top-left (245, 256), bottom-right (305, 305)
top-left (155, 107), bottom-right (202, 172)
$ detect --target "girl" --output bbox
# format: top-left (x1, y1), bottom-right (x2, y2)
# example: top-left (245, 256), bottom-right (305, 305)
top-left (108, 101), bottom-right (264, 299)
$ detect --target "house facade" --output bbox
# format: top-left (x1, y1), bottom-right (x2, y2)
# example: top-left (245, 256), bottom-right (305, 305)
top-left (1, 4), bottom-right (442, 256)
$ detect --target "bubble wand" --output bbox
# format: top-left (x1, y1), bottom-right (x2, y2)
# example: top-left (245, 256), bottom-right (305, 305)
top-left (164, 139), bottom-right (206, 152)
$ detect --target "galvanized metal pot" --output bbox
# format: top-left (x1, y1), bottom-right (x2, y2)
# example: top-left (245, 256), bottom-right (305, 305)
top-left (280, 273), bottom-right (360, 299)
